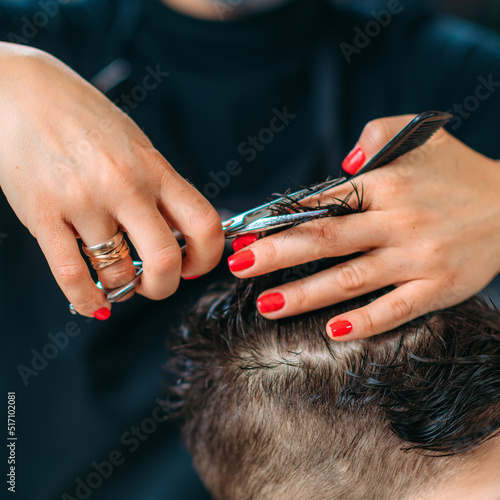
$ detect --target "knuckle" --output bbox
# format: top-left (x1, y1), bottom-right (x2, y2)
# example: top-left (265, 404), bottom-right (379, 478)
top-left (430, 279), bottom-right (463, 309)
top-left (338, 263), bottom-right (365, 292)
top-left (289, 282), bottom-right (307, 309)
top-left (142, 146), bottom-right (168, 167)
top-left (57, 262), bottom-right (87, 287)
top-left (149, 244), bottom-right (182, 275)
top-left (319, 219), bottom-right (338, 240)
top-left (99, 157), bottom-right (149, 199)
top-left (427, 285), bottom-right (448, 311)
top-left (362, 119), bottom-right (390, 150)
top-left (199, 206), bottom-right (224, 243)
top-left (314, 219), bottom-right (339, 255)
top-left (419, 240), bottom-right (446, 268)
top-left (262, 239), bottom-right (279, 263)
top-left (109, 169), bottom-right (144, 198)
top-left (388, 297), bottom-right (414, 322)
top-left (359, 309), bottom-right (376, 335)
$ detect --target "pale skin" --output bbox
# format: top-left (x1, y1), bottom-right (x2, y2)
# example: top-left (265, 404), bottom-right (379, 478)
top-left (0, 0), bottom-right (499, 340)
top-left (161, 0), bottom-right (226, 20)
top-left (415, 437), bottom-right (500, 500)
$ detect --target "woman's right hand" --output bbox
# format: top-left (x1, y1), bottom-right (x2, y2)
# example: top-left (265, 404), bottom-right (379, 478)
top-left (0, 43), bottom-right (224, 318)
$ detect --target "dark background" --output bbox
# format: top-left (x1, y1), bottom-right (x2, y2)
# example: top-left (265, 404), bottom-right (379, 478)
top-left (438, 0), bottom-right (500, 30)
top-left (0, 1), bottom-right (499, 500)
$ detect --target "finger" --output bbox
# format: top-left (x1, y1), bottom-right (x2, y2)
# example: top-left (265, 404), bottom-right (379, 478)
top-left (325, 280), bottom-right (443, 341)
top-left (255, 252), bottom-right (401, 318)
top-left (75, 212), bottom-right (137, 302)
top-left (342, 115), bottom-right (417, 174)
top-left (158, 167), bottom-right (224, 279)
top-left (118, 199), bottom-right (182, 300)
top-left (96, 253), bottom-right (136, 301)
top-left (295, 176), bottom-right (368, 212)
top-left (37, 221), bottom-right (110, 318)
top-left (227, 211), bottom-right (385, 277)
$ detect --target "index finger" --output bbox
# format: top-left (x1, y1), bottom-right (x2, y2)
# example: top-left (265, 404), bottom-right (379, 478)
top-left (158, 166), bottom-right (224, 279)
top-left (228, 210), bottom-right (384, 278)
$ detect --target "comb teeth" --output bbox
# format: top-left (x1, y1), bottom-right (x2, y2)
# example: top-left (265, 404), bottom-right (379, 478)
top-left (354, 111), bottom-right (453, 175)
top-left (383, 128), bottom-right (439, 163)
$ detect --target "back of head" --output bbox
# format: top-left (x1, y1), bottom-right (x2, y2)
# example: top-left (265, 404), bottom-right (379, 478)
top-left (165, 196), bottom-right (500, 500)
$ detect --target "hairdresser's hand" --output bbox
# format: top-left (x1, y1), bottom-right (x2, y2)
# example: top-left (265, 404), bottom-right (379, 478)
top-left (0, 43), bottom-right (223, 318)
top-left (227, 114), bottom-right (500, 340)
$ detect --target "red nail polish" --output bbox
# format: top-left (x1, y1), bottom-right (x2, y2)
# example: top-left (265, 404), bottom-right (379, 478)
top-left (232, 234), bottom-right (258, 253)
top-left (329, 320), bottom-right (353, 338)
top-left (257, 293), bottom-right (285, 313)
top-left (227, 250), bottom-right (255, 272)
top-left (93, 308), bottom-right (111, 321)
top-left (184, 275), bottom-right (201, 280)
top-left (342, 146), bottom-right (366, 175)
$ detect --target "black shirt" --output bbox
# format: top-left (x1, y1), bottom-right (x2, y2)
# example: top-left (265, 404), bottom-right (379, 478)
top-left (1, 1), bottom-right (500, 499)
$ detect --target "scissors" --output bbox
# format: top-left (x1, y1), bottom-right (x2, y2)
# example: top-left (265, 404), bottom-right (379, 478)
top-left (69, 110), bottom-right (452, 313)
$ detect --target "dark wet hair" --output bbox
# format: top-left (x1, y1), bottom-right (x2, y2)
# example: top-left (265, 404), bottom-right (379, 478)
top-left (164, 187), bottom-right (500, 500)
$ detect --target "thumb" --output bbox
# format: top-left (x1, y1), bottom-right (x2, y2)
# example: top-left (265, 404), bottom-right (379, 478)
top-left (342, 114), bottom-right (418, 175)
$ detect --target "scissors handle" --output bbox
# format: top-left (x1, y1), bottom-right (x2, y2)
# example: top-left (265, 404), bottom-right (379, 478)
top-left (68, 261), bottom-right (143, 315)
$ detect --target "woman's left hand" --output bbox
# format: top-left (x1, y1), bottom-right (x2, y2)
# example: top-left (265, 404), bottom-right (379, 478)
top-left (227, 115), bottom-right (500, 340)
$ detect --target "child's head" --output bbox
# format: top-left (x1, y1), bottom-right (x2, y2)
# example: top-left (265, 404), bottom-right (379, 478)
top-left (165, 195), bottom-right (500, 500)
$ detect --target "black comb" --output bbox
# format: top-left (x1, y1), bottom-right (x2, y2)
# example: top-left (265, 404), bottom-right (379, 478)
top-left (351, 110), bottom-right (453, 178)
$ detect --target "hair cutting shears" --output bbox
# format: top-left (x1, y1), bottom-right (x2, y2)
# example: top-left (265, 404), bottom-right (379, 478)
top-left (221, 177), bottom-right (346, 237)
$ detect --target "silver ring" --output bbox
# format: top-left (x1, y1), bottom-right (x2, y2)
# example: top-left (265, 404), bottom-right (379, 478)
top-left (82, 231), bottom-right (124, 257)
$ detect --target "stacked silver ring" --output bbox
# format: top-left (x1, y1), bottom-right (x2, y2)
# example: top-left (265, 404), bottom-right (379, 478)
top-left (82, 231), bottom-right (130, 270)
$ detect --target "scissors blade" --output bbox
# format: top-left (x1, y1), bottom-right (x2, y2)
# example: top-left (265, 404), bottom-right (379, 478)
top-left (279, 177), bottom-right (347, 205)
top-left (233, 209), bottom-right (329, 234)
top-left (223, 178), bottom-right (346, 237)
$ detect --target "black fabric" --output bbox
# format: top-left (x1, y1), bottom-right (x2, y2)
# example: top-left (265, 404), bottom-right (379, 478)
top-left (1, 1), bottom-right (500, 499)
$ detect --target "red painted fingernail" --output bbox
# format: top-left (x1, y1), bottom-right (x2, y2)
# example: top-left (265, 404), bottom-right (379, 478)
top-left (342, 146), bottom-right (366, 175)
top-left (227, 249), bottom-right (255, 272)
top-left (232, 234), bottom-right (258, 253)
top-left (257, 293), bottom-right (285, 313)
top-left (93, 308), bottom-right (111, 321)
top-left (183, 275), bottom-right (201, 280)
top-left (329, 320), bottom-right (353, 338)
